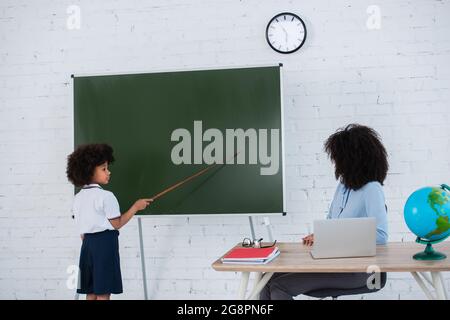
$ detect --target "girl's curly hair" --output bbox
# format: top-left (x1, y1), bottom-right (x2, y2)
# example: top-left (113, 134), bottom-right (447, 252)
top-left (66, 143), bottom-right (115, 187)
top-left (324, 124), bottom-right (388, 190)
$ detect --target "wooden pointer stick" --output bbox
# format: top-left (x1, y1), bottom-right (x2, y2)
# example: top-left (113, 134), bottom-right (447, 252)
top-left (150, 152), bottom-right (239, 202)
top-left (150, 163), bottom-right (219, 201)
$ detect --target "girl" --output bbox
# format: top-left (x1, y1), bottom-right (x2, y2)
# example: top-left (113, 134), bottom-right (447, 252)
top-left (67, 143), bottom-right (152, 300)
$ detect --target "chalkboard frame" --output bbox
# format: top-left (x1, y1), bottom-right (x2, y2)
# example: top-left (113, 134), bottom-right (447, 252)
top-left (71, 64), bottom-right (286, 217)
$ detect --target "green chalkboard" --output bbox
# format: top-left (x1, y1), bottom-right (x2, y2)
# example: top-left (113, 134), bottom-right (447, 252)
top-left (73, 66), bottom-right (285, 215)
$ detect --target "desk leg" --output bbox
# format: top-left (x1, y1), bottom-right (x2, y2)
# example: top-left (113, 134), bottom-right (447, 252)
top-left (438, 272), bottom-right (448, 300)
top-left (411, 272), bottom-right (434, 300)
top-left (247, 272), bottom-right (274, 300)
top-left (250, 272), bottom-right (262, 300)
top-left (238, 272), bottom-right (250, 299)
top-left (412, 272), bottom-right (448, 300)
top-left (418, 271), bottom-right (433, 287)
top-left (250, 272), bottom-right (263, 300)
top-left (432, 272), bottom-right (447, 300)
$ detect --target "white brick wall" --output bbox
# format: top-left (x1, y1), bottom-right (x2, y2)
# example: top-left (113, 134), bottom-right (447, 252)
top-left (0, 0), bottom-right (449, 300)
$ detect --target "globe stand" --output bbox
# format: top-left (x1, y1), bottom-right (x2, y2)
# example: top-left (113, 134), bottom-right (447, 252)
top-left (414, 237), bottom-right (447, 260)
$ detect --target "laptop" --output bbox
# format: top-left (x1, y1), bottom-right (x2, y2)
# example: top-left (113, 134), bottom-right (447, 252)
top-left (310, 217), bottom-right (377, 259)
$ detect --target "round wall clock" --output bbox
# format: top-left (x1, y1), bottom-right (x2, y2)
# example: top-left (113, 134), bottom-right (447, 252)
top-left (266, 12), bottom-right (307, 54)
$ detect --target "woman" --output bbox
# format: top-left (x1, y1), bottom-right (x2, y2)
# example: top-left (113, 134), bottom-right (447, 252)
top-left (260, 124), bottom-right (389, 300)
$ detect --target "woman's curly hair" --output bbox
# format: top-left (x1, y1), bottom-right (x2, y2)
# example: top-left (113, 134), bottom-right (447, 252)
top-left (324, 124), bottom-right (388, 190)
top-left (66, 143), bottom-right (115, 187)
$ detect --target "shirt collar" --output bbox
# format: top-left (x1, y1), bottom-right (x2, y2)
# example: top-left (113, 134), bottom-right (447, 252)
top-left (82, 183), bottom-right (102, 189)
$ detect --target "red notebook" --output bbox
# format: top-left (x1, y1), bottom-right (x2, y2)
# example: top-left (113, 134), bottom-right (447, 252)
top-left (222, 247), bottom-right (278, 261)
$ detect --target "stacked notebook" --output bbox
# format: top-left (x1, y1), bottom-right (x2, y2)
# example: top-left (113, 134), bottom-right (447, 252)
top-left (221, 246), bottom-right (280, 264)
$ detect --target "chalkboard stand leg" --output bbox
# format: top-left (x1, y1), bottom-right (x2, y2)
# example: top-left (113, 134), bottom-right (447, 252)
top-left (263, 217), bottom-right (274, 242)
top-left (248, 216), bottom-right (274, 242)
top-left (248, 216), bottom-right (256, 240)
top-left (138, 217), bottom-right (149, 300)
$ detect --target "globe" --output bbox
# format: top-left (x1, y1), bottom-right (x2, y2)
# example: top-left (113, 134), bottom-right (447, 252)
top-left (404, 184), bottom-right (450, 260)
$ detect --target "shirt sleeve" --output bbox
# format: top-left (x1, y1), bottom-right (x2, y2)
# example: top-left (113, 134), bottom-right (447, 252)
top-left (364, 182), bottom-right (389, 245)
top-left (103, 192), bottom-right (121, 220)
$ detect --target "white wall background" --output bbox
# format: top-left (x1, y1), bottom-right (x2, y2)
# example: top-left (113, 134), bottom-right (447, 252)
top-left (0, 0), bottom-right (449, 299)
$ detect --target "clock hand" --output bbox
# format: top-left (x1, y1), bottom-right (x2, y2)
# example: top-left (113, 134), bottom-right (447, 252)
top-left (280, 26), bottom-right (288, 44)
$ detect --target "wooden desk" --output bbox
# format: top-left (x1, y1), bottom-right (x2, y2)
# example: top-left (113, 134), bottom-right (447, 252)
top-left (212, 242), bottom-right (450, 300)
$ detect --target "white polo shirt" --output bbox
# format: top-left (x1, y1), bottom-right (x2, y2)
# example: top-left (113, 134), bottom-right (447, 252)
top-left (72, 183), bottom-right (121, 235)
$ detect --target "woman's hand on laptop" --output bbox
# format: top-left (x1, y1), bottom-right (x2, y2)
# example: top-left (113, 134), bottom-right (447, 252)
top-left (302, 234), bottom-right (314, 246)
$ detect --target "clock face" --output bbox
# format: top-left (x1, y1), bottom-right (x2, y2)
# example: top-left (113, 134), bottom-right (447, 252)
top-left (266, 12), bottom-right (307, 54)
